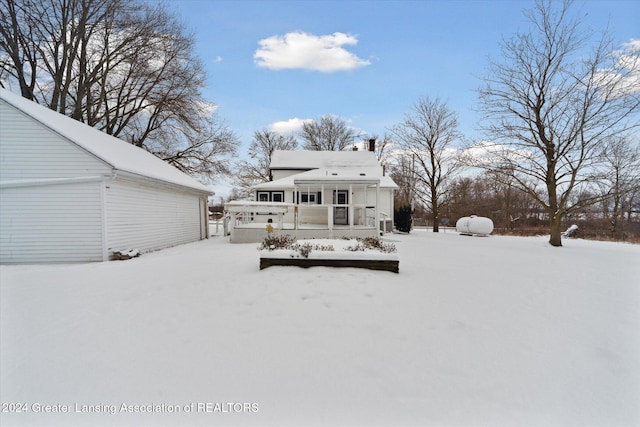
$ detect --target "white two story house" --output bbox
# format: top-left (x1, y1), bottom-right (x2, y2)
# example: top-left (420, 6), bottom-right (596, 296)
top-left (225, 146), bottom-right (397, 243)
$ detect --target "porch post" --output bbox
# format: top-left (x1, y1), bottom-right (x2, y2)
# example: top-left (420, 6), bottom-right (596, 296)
top-left (375, 182), bottom-right (380, 235)
top-left (348, 183), bottom-right (353, 231)
top-left (366, 183), bottom-right (370, 226)
top-left (329, 184), bottom-right (335, 238)
top-left (321, 184), bottom-right (325, 228)
top-left (294, 184), bottom-right (299, 230)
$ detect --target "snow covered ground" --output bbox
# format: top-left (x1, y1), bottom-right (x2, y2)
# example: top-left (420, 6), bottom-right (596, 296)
top-left (1, 230), bottom-right (639, 427)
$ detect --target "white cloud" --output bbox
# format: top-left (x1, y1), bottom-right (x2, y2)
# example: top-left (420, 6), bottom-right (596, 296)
top-left (616, 38), bottom-right (640, 95)
top-left (254, 31), bottom-right (371, 72)
top-left (269, 117), bottom-right (313, 134)
top-left (196, 100), bottom-right (218, 116)
top-left (594, 38), bottom-right (640, 98)
top-left (214, 56), bottom-right (223, 63)
top-left (461, 140), bottom-right (535, 167)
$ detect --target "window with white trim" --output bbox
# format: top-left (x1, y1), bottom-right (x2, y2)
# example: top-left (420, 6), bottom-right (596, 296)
top-left (301, 193), bottom-right (316, 204)
top-left (297, 191), bottom-right (322, 204)
top-left (256, 191), bottom-right (284, 202)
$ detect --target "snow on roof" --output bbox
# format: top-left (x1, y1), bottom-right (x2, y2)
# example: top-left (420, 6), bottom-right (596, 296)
top-left (270, 150), bottom-right (382, 169)
top-left (295, 167), bottom-right (381, 183)
top-left (260, 150), bottom-right (397, 189)
top-left (0, 89), bottom-right (211, 193)
top-left (253, 167), bottom-right (398, 190)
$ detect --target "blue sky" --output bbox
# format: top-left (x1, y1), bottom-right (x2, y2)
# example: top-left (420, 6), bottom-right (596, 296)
top-left (163, 0), bottom-right (639, 197)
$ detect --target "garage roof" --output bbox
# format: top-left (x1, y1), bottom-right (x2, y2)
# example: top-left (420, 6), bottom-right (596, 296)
top-left (0, 89), bottom-right (211, 193)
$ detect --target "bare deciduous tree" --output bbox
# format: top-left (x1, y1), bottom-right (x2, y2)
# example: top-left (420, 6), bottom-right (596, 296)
top-left (0, 0), bottom-right (238, 181)
top-left (597, 136), bottom-right (640, 238)
top-left (391, 96), bottom-right (462, 232)
top-left (355, 133), bottom-right (395, 169)
top-left (300, 115), bottom-right (358, 151)
top-left (234, 129), bottom-right (298, 198)
top-left (476, 0), bottom-right (640, 246)
top-left (388, 153), bottom-right (417, 206)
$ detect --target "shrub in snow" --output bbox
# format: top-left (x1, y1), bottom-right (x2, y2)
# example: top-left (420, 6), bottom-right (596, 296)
top-left (343, 237), bottom-right (397, 253)
top-left (259, 234), bottom-right (296, 251)
top-left (259, 235), bottom-right (395, 258)
top-left (313, 244), bottom-right (336, 252)
top-left (258, 234), bottom-right (335, 258)
top-left (294, 242), bottom-right (314, 258)
top-left (394, 205), bottom-right (412, 233)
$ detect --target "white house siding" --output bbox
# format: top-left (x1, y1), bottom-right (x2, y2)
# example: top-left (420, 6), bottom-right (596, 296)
top-left (0, 180), bottom-right (104, 264)
top-left (0, 100), bottom-right (111, 181)
top-left (106, 179), bottom-right (205, 254)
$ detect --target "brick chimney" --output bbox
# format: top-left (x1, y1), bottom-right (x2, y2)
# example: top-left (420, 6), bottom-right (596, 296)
top-left (368, 138), bottom-right (375, 152)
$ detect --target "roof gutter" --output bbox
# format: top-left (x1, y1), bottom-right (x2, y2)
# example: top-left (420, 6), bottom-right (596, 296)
top-left (112, 170), bottom-right (213, 196)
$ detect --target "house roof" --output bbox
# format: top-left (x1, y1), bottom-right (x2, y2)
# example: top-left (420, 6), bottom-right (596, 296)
top-left (270, 150), bottom-right (382, 170)
top-left (254, 149), bottom-right (397, 190)
top-left (0, 89), bottom-right (211, 193)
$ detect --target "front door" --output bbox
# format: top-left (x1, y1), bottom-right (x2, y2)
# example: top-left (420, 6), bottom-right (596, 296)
top-left (333, 190), bottom-right (348, 225)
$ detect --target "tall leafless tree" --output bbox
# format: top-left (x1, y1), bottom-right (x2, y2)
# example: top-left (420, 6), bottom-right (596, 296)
top-left (388, 153), bottom-right (417, 208)
top-left (355, 133), bottom-right (395, 169)
top-left (476, 0), bottom-right (640, 246)
top-left (391, 96), bottom-right (462, 232)
top-left (597, 136), bottom-right (640, 238)
top-left (234, 129), bottom-right (298, 198)
top-left (0, 0), bottom-right (237, 181)
top-left (300, 115), bottom-right (358, 151)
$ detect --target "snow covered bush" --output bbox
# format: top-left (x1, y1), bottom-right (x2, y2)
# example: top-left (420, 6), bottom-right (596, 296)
top-left (343, 237), bottom-right (397, 253)
top-left (259, 234), bottom-right (395, 259)
top-left (258, 234), bottom-right (334, 258)
top-left (259, 233), bottom-right (297, 251)
top-left (293, 242), bottom-right (314, 258)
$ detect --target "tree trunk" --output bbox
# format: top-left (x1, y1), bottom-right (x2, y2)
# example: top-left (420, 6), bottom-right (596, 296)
top-left (549, 215), bottom-right (563, 247)
top-left (431, 187), bottom-right (439, 232)
top-left (546, 160), bottom-right (562, 246)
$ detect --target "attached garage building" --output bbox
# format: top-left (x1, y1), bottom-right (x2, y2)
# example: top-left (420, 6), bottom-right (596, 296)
top-left (0, 89), bottom-right (212, 264)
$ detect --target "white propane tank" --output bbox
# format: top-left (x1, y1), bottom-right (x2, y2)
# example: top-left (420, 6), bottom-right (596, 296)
top-left (456, 215), bottom-right (494, 236)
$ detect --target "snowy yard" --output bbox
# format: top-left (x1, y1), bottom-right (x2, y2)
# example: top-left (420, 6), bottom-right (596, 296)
top-left (1, 230), bottom-right (639, 427)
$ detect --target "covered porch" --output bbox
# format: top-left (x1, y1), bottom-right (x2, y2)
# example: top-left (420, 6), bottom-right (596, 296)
top-left (224, 178), bottom-right (392, 243)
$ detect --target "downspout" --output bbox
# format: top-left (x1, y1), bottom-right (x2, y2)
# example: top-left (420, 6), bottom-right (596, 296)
top-left (203, 197), bottom-right (210, 240)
